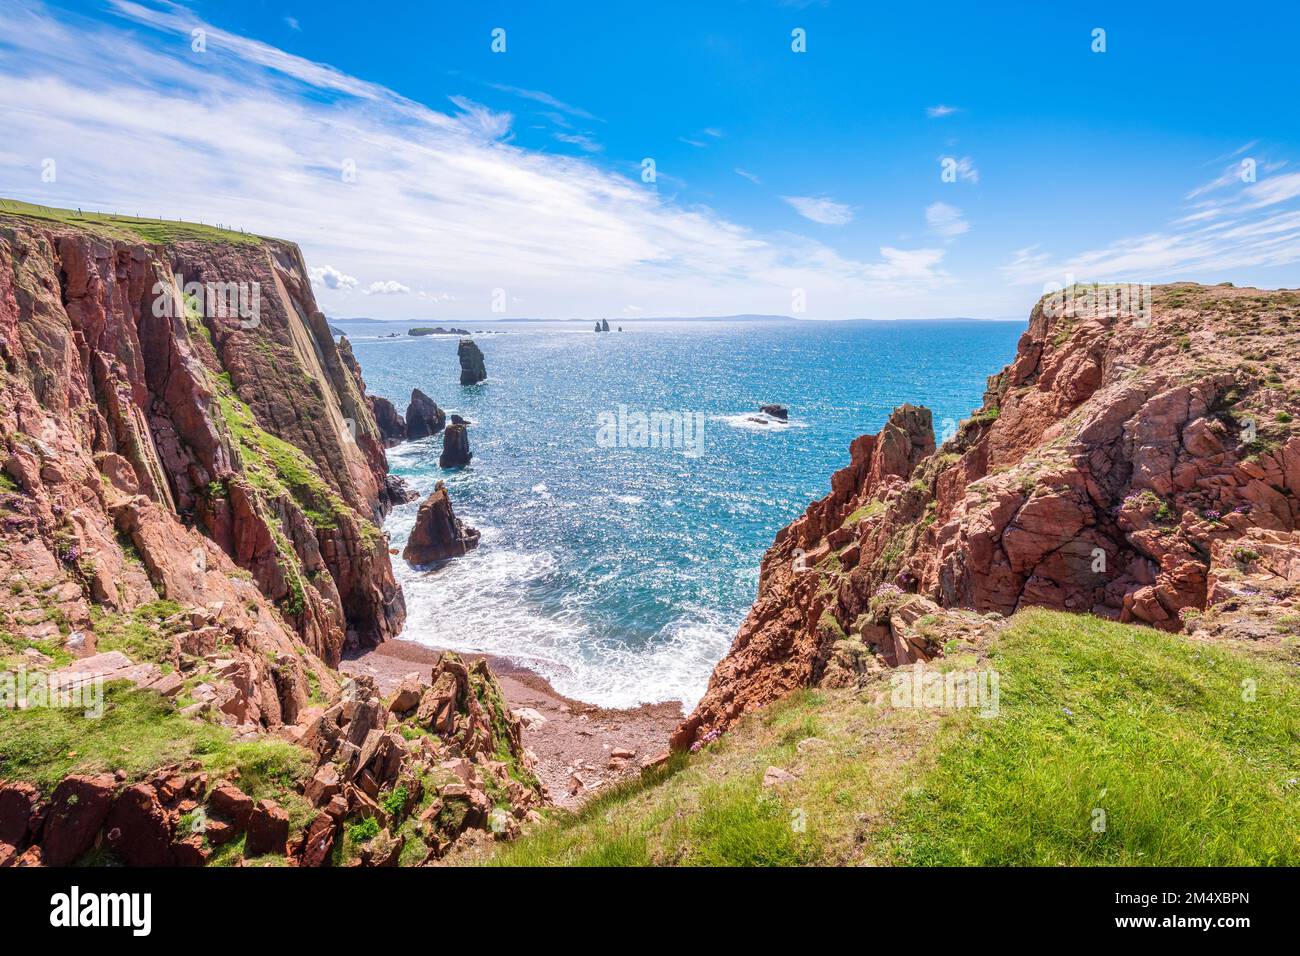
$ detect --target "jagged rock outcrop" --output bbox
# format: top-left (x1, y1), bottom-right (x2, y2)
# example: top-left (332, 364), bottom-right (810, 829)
top-left (457, 338), bottom-right (486, 385)
top-left (402, 482), bottom-right (480, 565)
top-left (371, 396), bottom-right (407, 447)
top-left (760, 403), bottom-right (789, 421)
top-left (0, 654), bottom-right (543, 866)
top-left (0, 205), bottom-right (400, 719)
top-left (676, 283), bottom-right (1300, 746)
top-left (405, 389), bottom-right (445, 440)
top-left (439, 422), bottom-right (472, 468)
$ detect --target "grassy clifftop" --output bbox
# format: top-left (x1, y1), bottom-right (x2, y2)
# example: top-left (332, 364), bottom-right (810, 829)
top-left (485, 609), bottom-right (1299, 866)
top-left (0, 197), bottom-right (264, 246)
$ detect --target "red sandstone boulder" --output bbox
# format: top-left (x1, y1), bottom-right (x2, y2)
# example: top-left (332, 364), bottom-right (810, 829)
top-left (0, 781), bottom-right (39, 847)
top-left (246, 799), bottom-right (290, 856)
top-left (40, 774), bottom-right (116, 866)
top-left (104, 783), bottom-right (175, 866)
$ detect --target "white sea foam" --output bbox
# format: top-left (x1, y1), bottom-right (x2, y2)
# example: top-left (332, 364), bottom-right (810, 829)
top-left (388, 502), bottom-right (733, 708)
top-left (712, 412), bottom-right (808, 432)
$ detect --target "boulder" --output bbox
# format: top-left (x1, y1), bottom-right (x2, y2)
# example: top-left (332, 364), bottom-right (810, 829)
top-left (299, 811), bottom-right (337, 867)
top-left (246, 799), bottom-right (290, 856)
top-left (40, 774), bottom-right (116, 866)
top-left (439, 423), bottom-right (472, 469)
top-left (207, 783), bottom-right (254, 833)
top-left (0, 782), bottom-right (39, 847)
top-left (458, 338), bottom-right (487, 385)
top-left (760, 403), bottom-right (789, 421)
top-left (305, 764), bottom-right (342, 807)
top-left (403, 482), bottom-right (480, 565)
top-left (406, 388), bottom-right (446, 440)
top-left (104, 784), bottom-right (175, 866)
top-left (389, 674), bottom-right (426, 714)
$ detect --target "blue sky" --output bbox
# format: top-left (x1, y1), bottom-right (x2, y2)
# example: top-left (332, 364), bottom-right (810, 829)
top-left (1, 0), bottom-right (1298, 319)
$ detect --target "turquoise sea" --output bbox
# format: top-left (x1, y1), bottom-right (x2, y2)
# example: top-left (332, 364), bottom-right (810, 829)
top-left (338, 318), bottom-right (1024, 707)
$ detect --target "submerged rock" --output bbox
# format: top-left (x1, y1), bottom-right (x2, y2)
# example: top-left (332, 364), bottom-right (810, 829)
top-left (402, 482), bottom-right (481, 565)
top-left (439, 422), bottom-right (473, 468)
top-left (458, 338), bottom-right (487, 385)
top-left (406, 389), bottom-right (446, 440)
top-left (760, 403), bottom-right (789, 421)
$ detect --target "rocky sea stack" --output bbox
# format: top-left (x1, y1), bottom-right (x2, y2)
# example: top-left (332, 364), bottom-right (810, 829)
top-left (401, 481), bottom-right (481, 565)
top-left (405, 388), bottom-right (446, 440)
top-left (370, 395), bottom-right (407, 447)
top-left (439, 422), bottom-right (472, 468)
top-left (458, 338), bottom-right (486, 385)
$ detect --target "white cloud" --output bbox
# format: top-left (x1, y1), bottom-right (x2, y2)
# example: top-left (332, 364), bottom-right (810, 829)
top-left (734, 168), bottom-right (761, 185)
top-left (283, 16), bottom-right (300, 31)
top-left (363, 280), bottom-right (410, 295)
top-left (0, 1), bottom-right (952, 319)
top-left (486, 83), bottom-right (598, 121)
top-left (554, 132), bottom-right (603, 153)
top-left (926, 105), bottom-right (960, 118)
top-left (781, 195), bottom-right (855, 225)
top-left (926, 202), bottom-right (968, 239)
top-left (309, 265), bottom-right (358, 289)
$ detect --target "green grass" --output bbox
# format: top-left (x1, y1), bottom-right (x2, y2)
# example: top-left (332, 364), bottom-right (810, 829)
top-left (0, 682), bottom-right (311, 803)
top-left (842, 499), bottom-right (885, 526)
top-left (90, 600), bottom-right (185, 669)
top-left (486, 610), bottom-right (1300, 867)
top-left (0, 198), bottom-right (264, 246)
top-left (888, 610), bottom-right (1300, 865)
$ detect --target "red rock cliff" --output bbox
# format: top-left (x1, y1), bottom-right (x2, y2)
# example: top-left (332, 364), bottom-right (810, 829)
top-left (0, 208), bottom-right (404, 709)
top-left (676, 283), bottom-right (1300, 746)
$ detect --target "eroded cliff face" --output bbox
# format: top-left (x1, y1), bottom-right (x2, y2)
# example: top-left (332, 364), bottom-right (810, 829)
top-left (677, 283), bottom-right (1300, 746)
top-left (0, 210), bottom-right (405, 729)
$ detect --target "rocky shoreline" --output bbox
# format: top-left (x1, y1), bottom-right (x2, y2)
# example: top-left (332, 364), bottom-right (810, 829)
top-left (676, 282), bottom-right (1300, 747)
top-left (340, 639), bottom-right (680, 809)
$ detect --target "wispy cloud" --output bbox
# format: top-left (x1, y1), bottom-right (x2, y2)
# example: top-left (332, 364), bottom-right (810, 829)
top-left (926, 202), bottom-right (968, 239)
top-left (1002, 150), bottom-right (1300, 286)
top-left (782, 195), bottom-right (854, 225)
top-left (486, 82), bottom-right (599, 121)
top-left (926, 104), bottom-right (961, 118)
top-left (734, 168), bottom-right (761, 185)
top-left (283, 15), bottom-right (300, 32)
top-left (554, 131), bottom-right (603, 153)
top-left (0, 1), bottom-right (950, 318)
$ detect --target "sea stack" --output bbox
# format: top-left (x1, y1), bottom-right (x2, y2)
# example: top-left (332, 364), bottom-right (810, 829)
top-left (370, 396), bottom-right (407, 447)
top-left (406, 388), bottom-right (446, 440)
top-left (601, 318), bottom-right (610, 332)
top-left (440, 422), bottom-right (472, 468)
top-left (458, 338), bottom-right (487, 385)
top-left (402, 481), bottom-right (481, 565)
